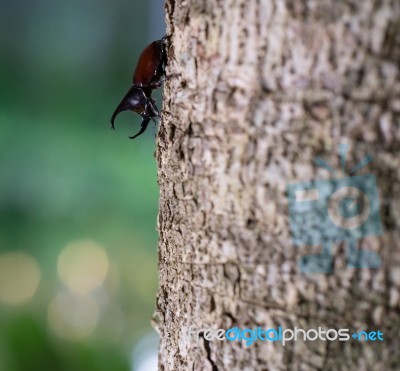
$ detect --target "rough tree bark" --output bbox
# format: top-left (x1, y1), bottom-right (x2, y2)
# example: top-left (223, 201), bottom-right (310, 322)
top-left (154, 0), bottom-right (400, 370)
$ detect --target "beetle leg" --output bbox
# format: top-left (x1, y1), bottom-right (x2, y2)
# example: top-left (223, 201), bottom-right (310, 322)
top-left (129, 117), bottom-right (150, 139)
top-left (148, 98), bottom-right (160, 118)
top-left (160, 73), bottom-right (181, 85)
top-left (147, 73), bottom-right (181, 90)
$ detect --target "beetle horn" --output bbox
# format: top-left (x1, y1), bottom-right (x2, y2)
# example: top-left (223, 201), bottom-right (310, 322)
top-left (110, 86), bottom-right (139, 130)
top-left (129, 117), bottom-right (150, 140)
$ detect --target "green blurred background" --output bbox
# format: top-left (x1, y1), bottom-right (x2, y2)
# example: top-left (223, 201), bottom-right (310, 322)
top-left (0, 0), bottom-right (164, 370)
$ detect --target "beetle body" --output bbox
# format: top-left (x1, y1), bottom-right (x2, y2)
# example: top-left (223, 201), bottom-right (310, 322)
top-left (111, 36), bottom-right (167, 139)
top-left (132, 39), bottom-right (166, 90)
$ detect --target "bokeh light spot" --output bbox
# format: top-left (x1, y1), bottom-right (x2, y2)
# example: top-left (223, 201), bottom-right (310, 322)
top-left (0, 251), bottom-right (41, 305)
top-left (58, 240), bottom-right (109, 295)
top-left (48, 291), bottom-right (99, 341)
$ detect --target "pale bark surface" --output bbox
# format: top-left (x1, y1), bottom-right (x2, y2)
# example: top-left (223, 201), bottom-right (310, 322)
top-left (155, 0), bottom-right (400, 370)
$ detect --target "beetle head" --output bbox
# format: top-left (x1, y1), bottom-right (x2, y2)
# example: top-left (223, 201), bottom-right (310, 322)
top-left (110, 86), bottom-right (148, 130)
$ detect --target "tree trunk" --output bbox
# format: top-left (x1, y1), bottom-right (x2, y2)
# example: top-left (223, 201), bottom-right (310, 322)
top-left (155, 0), bottom-right (400, 369)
